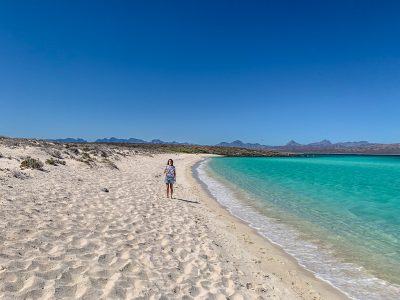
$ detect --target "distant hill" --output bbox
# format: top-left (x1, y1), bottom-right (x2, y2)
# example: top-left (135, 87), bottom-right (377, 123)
top-left (217, 140), bottom-right (270, 150)
top-left (151, 139), bottom-right (190, 145)
top-left (47, 136), bottom-right (191, 145)
top-left (285, 140), bottom-right (302, 148)
top-left (48, 138), bottom-right (87, 143)
top-left (95, 137), bottom-right (190, 145)
top-left (95, 137), bottom-right (147, 144)
top-left (216, 139), bottom-right (400, 154)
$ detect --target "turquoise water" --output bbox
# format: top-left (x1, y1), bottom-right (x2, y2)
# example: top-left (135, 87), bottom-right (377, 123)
top-left (198, 155), bottom-right (400, 299)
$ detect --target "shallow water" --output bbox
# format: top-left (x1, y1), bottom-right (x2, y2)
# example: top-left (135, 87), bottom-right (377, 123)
top-left (197, 155), bottom-right (400, 299)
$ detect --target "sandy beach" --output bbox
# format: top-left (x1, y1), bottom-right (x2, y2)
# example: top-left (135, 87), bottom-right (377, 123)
top-left (0, 140), bottom-right (347, 299)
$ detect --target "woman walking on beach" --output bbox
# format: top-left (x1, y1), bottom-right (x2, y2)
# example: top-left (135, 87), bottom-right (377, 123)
top-left (164, 159), bottom-right (176, 199)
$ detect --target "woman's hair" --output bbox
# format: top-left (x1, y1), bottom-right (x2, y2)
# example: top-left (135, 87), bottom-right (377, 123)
top-left (167, 159), bottom-right (174, 165)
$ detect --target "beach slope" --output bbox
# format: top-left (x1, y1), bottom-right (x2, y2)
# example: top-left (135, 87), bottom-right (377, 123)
top-left (0, 140), bottom-right (346, 299)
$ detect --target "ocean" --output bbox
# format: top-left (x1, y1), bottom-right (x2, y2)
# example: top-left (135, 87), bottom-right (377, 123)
top-left (196, 155), bottom-right (400, 299)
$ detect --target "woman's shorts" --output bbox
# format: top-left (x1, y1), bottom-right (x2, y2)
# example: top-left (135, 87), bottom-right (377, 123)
top-left (165, 176), bottom-right (175, 184)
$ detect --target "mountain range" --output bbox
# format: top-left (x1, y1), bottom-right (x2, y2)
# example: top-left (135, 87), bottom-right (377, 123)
top-left (47, 137), bottom-right (400, 154)
top-left (216, 140), bottom-right (400, 154)
top-left (217, 139), bottom-right (373, 150)
top-left (47, 138), bottom-right (87, 143)
top-left (48, 137), bottom-right (190, 145)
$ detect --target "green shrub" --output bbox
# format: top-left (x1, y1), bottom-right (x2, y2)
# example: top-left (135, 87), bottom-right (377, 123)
top-left (81, 152), bottom-right (91, 159)
top-left (70, 148), bottom-right (80, 155)
top-left (20, 157), bottom-right (44, 170)
top-left (78, 152), bottom-right (96, 167)
top-left (46, 158), bottom-right (66, 166)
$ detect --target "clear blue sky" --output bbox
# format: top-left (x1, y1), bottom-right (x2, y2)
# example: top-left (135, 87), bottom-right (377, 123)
top-left (1, 1), bottom-right (399, 145)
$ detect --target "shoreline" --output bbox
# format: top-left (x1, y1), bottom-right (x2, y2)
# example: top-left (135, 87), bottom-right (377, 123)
top-left (193, 155), bottom-right (400, 300)
top-left (186, 155), bottom-right (348, 299)
top-left (0, 139), bottom-right (349, 299)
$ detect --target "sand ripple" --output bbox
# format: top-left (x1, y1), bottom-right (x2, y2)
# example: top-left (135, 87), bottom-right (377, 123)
top-left (0, 143), bottom-right (342, 299)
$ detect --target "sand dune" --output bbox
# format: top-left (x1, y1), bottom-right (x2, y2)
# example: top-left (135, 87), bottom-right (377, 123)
top-left (0, 140), bottom-right (346, 299)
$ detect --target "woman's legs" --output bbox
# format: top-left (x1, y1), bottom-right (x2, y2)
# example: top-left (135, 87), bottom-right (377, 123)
top-left (166, 183), bottom-right (173, 198)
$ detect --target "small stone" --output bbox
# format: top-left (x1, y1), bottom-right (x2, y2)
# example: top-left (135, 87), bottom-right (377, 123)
top-left (101, 188), bottom-right (109, 192)
top-left (246, 282), bottom-right (252, 289)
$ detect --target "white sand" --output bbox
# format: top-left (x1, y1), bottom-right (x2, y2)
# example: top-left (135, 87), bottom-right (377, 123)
top-left (0, 141), bottom-right (347, 299)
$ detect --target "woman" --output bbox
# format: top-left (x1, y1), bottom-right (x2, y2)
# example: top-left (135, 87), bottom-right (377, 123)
top-left (164, 159), bottom-right (176, 199)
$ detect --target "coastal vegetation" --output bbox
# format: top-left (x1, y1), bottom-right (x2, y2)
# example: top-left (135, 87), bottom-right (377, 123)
top-left (121, 143), bottom-right (290, 157)
top-left (45, 158), bottom-right (66, 166)
top-left (20, 157), bottom-right (44, 170)
top-left (0, 137), bottom-right (291, 157)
